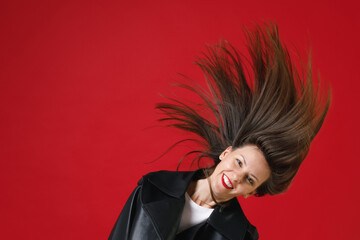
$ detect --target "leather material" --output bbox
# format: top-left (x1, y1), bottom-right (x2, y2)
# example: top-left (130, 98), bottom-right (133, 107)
top-left (109, 170), bottom-right (259, 240)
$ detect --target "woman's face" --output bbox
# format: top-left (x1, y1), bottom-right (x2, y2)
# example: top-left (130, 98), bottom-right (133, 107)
top-left (209, 144), bottom-right (271, 202)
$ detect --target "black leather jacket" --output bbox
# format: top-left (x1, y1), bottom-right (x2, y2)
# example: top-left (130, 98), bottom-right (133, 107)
top-left (109, 170), bottom-right (259, 240)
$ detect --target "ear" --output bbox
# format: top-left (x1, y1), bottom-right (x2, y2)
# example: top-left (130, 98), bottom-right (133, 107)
top-left (219, 146), bottom-right (232, 160)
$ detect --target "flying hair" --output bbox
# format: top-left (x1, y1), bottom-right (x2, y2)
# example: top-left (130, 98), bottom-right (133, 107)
top-left (155, 22), bottom-right (331, 197)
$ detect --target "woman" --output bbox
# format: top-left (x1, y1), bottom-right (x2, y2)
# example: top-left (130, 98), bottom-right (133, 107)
top-left (109, 23), bottom-right (330, 240)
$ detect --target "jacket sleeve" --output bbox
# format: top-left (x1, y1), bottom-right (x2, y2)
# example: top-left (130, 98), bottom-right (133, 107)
top-left (108, 178), bottom-right (143, 240)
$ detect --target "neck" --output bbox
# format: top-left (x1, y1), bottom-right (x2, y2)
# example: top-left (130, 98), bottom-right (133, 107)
top-left (187, 178), bottom-right (216, 209)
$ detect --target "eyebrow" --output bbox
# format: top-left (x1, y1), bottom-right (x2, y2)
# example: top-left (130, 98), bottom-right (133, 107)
top-left (241, 155), bottom-right (259, 182)
top-left (250, 174), bottom-right (259, 182)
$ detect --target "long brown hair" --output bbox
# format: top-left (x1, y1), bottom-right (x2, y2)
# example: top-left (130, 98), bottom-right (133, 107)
top-left (156, 23), bottom-right (331, 197)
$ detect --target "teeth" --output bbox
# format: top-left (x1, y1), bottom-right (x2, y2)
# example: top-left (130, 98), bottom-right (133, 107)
top-left (223, 174), bottom-right (232, 188)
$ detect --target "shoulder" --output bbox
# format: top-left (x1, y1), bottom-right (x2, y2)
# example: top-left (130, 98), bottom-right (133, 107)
top-left (136, 170), bottom-right (198, 198)
top-left (142, 170), bottom-right (182, 178)
top-left (137, 170), bottom-right (191, 184)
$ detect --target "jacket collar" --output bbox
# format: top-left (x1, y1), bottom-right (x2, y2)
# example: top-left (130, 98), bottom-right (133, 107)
top-left (142, 170), bottom-right (250, 240)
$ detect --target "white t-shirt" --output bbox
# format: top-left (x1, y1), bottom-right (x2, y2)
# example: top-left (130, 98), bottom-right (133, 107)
top-left (177, 192), bottom-right (214, 233)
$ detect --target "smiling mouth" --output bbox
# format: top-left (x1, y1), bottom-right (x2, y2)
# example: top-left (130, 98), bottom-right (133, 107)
top-left (222, 174), bottom-right (234, 189)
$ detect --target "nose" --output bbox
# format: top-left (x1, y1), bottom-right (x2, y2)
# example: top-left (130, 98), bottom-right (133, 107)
top-left (233, 168), bottom-right (247, 183)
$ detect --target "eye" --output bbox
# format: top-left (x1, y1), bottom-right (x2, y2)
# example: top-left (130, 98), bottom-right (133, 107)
top-left (236, 159), bottom-right (242, 167)
top-left (247, 177), bottom-right (254, 185)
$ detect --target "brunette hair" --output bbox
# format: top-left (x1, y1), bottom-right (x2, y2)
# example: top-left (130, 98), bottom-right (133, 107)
top-left (156, 23), bottom-right (330, 197)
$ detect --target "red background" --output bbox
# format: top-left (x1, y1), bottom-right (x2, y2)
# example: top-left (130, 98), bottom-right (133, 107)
top-left (1, 0), bottom-right (359, 239)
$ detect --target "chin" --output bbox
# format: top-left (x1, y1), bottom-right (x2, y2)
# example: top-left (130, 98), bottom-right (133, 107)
top-left (211, 181), bottom-right (231, 200)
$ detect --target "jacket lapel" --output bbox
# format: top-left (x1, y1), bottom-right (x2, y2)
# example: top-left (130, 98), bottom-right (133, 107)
top-left (143, 197), bottom-right (184, 239)
top-left (140, 171), bottom-right (197, 240)
top-left (208, 198), bottom-right (249, 240)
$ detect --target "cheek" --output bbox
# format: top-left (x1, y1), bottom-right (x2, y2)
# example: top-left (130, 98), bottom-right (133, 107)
top-left (212, 163), bottom-right (224, 176)
top-left (235, 182), bottom-right (257, 194)
top-left (216, 160), bottom-right (233, 172)
top-left (210, 173), bottom-right (226, 193)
